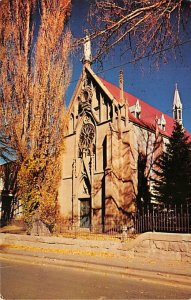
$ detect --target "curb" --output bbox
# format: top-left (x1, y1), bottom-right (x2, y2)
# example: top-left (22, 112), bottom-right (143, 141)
top-left (1, 250), bottom-right (191, 290)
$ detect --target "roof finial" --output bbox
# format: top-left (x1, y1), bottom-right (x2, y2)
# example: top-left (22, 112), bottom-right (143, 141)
top-left (119, 70), bottom-right (124, 104)
top-left (83, 34), bottom-right (92, 65)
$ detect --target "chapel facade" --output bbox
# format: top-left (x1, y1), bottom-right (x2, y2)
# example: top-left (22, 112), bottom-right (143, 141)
top-left (58, 38), bottom-right (184, 228)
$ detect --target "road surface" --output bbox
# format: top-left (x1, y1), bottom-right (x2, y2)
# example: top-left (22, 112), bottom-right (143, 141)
top-left (0, 258), bottom-right (190, 299)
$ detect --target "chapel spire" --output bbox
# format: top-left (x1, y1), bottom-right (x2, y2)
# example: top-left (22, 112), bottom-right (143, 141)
top-left (173, 84), bottom-right (183, 126)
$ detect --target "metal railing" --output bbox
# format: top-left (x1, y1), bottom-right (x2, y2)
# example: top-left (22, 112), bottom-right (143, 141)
top-left (56, 203), bottom-right (190, 239)
top-left (134, 203), bottom-right (190, 234)
top-left (2, 202), bottom-right (190, 238)
top-left (56, 221), bottom-right (124, 240)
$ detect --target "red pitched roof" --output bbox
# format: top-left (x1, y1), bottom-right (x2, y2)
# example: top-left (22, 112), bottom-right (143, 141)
top-left (99, 76), bottom-right (191, 140)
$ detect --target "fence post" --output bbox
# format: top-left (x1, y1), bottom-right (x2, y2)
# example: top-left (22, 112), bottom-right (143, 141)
top-left (181, 204), bottom-right (183, 233)
top-left (74, 224), bottom-right (77, 239)
top-left (152, 208), bottom-right (155, 232)
top-left (147, 205), bottom-right (149, 232)
top-left (175, 204), bottom-right (177, 232)
top-left (187, 202), bottom-right (190, 233)
top-left (121, 225), bottom-right (128, 242)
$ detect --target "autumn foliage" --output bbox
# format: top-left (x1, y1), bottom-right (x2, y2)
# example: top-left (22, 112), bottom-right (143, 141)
top-left (0, 0), bottom-right (72, 232)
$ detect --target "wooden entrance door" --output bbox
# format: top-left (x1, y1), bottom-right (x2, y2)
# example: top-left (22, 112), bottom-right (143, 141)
top-left (80, 199), bottom-right (90, 228)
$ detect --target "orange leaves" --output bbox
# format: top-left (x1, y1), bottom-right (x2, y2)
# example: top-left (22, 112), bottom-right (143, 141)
top-left (0, 0), bottom-right (72, 158)
top-left (0, 0), bottom-right (72, 231)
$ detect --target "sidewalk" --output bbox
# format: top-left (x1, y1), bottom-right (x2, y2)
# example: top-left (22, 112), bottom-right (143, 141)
top-left (0, 233), bottom-right (191, 288)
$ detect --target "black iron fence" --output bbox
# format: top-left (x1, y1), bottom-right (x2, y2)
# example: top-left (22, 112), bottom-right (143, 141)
top-left (56, 220), bottom-right (124, 240)
top-left (134, 203), bottom-right (190, 234)
top-left (2, 202), bottom-right (190, 238)
top-left (56, 203), bottom-right (190, 239)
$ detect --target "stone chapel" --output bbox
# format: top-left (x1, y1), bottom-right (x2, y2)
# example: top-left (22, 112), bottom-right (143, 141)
top-left (58, 37), bottom-right (186, 228)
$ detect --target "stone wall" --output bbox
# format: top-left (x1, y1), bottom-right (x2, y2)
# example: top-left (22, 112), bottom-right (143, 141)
top-left (0, 232), bottom-right (190, 263)
top-left (121, 232), bottom-right (191, 263)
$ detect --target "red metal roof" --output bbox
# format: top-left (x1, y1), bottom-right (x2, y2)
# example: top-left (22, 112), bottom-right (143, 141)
top-left (98, 76), bottom-right (191, 140)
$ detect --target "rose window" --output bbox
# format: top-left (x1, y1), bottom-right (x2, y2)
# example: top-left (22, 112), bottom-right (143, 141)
top-left (79, 123), bottom-right (95, 150)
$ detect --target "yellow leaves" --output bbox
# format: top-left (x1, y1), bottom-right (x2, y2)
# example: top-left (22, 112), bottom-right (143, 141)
top-left (1, 243), bottom-right (116, 258)
top-left (1, 0), bottom-right (72, 157)
top-left (17, 154), bottom-right (61, 231)
top-left (39, 194), bottom-right (59, 227)
top-left (1, 0), bottom-right (72, 232)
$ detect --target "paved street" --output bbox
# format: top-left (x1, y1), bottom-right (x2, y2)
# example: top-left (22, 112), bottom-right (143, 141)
top-left (0, 258), bottom-right (191, 299)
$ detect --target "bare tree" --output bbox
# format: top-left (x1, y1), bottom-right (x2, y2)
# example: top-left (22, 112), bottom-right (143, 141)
top-left (76, 0), bottom-right (190, 63)
top-left (0, 0), bottom-right (72, 231)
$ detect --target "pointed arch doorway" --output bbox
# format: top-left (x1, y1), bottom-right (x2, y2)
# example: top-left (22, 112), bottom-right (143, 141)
top-left (79, 198), bottom-right (91, 228)
top-left (78, 161), bottom-right (92, 228)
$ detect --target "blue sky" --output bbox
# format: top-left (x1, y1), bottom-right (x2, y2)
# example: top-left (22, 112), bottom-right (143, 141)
top-left (66, 1), bottom-right (191, 133)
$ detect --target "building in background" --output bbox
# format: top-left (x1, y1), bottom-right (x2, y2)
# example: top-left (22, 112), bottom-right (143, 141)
top-left (0, 159), bottom-right (20, 226)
